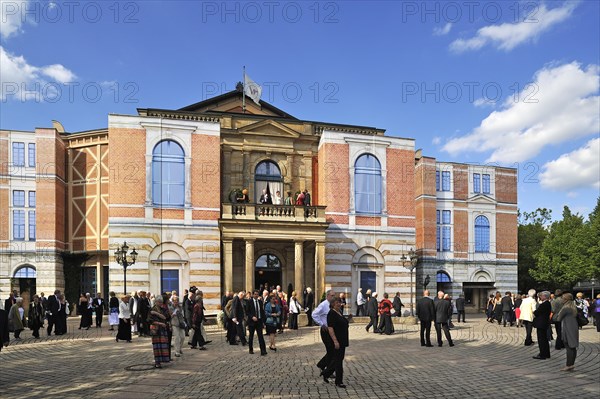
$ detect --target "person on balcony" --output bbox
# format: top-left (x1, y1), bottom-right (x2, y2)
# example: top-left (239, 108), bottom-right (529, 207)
top-left (284, 191), bottom-right (293, 205)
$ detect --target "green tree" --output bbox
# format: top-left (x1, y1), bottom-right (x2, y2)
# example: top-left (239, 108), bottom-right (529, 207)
top-left (531, 206), bottom-right (590, 289)
top-left (582, 197), bottom-right (600, 279)
top-left (518, 208), bottom-right (551, 292)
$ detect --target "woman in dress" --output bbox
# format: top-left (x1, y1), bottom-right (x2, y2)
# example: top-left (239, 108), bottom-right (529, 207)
top-left (8, 297), bottom-right (25, 340)
top-left (116, 295), bottom-right (132, 342)
top-left (288, 291), bottom-right (301, 330)
top-left (492, 292), bottom-right (503, 324)
top-left (575, 292), bottom-right (588, 329)
top-left (149, 296), bottom-right (171, 368)
top-left (55, 294), bottom-right (68, 335)
top-left (108, 291), bottom-right (119, 331)
top-left (486, 294), bottom-right (495, 322)
top-left (321, 297), bottom-right (349, 388)
top-left (556, 293), bottom-right (579, 371)
top-left (28, 294), bottom-right (44, 339)
top-left (278, 291), bottom-right (288, 333)
top-left (264, 295), bottom-right (281, 351)
top-left (77, 294), bottom-right (91, 330)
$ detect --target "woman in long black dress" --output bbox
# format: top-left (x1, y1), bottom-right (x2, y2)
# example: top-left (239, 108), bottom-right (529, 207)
top-left (28, 295), bottom-right (45, 338)
top-left (78, 294), bottom-right (91, 330)
top-left (116, 295), bottom-right (132, 342)
top-left (321, 297), bottom-right (349, 388)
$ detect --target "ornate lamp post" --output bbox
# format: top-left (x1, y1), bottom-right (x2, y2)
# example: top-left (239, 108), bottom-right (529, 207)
top-left (114, 242), bottom-right (137, 295)
top-left (401, 248), bottom-right (418, 316)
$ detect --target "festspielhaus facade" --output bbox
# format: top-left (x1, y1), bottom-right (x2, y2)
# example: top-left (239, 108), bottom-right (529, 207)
top-left (0, 89), bottom-right (518, 313)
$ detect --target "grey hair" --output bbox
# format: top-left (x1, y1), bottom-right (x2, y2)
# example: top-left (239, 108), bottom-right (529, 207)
top-left (539, 291), bottom-right (551, 300)
top-left (154, 296), bottom-right (164, 304)
top-left (528, 289), bottom-right (536, 298)
top-left (16, 297), bottom-right (23, 304)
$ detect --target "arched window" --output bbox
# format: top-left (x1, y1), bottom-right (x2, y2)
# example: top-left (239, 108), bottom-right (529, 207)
top-left (256, 254), bottom-right (281, 269)
top-left (152, 140), bottom-right (185, 206)
top-left (254, 160), bottom-right (283, 204)
top-left (355, 154), bottom-right (381, 214)
top-left (436, 271), bottom-right (451, 283)
top-left (14, 266), bottom-right (36, 278)
top-left (475, 215), bottom-right (490, 252)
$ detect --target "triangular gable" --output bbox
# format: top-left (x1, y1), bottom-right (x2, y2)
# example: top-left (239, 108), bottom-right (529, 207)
top-left (470, 193), bottom-right (497, 204)
top-left (179, 90), bottom-right (297, 119)
top-left (239, 119), bottom-right (301, 138)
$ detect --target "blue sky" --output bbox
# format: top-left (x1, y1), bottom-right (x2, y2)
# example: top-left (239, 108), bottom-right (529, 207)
top-left (1, 0), bottom-right (599, 219)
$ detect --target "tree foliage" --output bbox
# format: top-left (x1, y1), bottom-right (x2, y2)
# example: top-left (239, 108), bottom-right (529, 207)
top-left (518, 208), bottom-right (550, 292)
top-left (529, 199), bottom-right (600, 290)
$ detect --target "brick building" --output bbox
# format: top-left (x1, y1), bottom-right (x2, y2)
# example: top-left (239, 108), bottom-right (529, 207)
top-left (0, 89), bottom-right (517, 312)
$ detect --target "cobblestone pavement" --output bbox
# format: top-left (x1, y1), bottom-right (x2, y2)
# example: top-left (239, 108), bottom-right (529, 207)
top-left (1, 315), bottom-right (598, 398)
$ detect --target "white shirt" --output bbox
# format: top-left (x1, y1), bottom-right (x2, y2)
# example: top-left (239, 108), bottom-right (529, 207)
top-left (312, 299), bottom-right (330, 327)
top-left (289, 298), bottom-right (301, 314)
top-left (273, 195), bottom-right (282, 205)
top-left (357, 291), bottom-right (365, 306)
top-left (519, 296), bottom-right (537, 322)
top-left (119, 301), bottom-right (131, 319)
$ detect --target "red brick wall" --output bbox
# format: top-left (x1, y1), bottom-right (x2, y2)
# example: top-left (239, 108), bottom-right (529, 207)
top-left (191, 134), bottom-right (220, 213)
top-left (154, 209), bottom-right (184, 220)
top-left (496, 212), bottom-right (517, 260)
top-left (386, 148), bottom-right (415, 219)
top-left (415, 157), bottom-right (437, 257)
top-left (454, 164), bottom-right (468, 200)
top-left (318, 143), bottom-right (349, 222)
top-left (0, 131), bottom-right (7, 242)
top-left (496, 170), bottom-right (517, 204)
top-left (453, 208), bottom-right (468, 259)
top-left (356, 216), bottom-right (381, 226)
top-left (108, 128), bottom-right (146, 206)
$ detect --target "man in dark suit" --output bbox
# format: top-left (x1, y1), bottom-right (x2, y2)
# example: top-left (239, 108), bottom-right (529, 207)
top-left (93, 293), bottom-right (105, 328)
top-left (533, 291), bottom-right (552, 359)
top-left (365, 292), bottom-right (379, 333)
top-left (4, 291), bottom-right (16, 313)
top-left (434, 293), bottom-right (454, 347)
top-left (0, 307), bottom-right (9, 352)
top-left (416, 290), bottom-right (435, 347)
top-left (305, 287), bottom-right (314, 326)
top-left (501, 291), bottom-right (514, 327)
top-left (392, 292), bottom-right (404, 317)
top-left (455, 294), bottom-right (466, 323)
top-left (247, 290), bottom-right (267, 355)
top-left (230, 292), bottom-right (247, 346)
top-left (46, 290), bottom-right (60, 336)
top-left (551, 289), bottom-right (565, 350)
top-left (303, 190), bottom-right (311, 206)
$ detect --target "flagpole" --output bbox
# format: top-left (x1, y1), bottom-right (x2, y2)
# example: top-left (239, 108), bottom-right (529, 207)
top-left (242, 65), bottom-right (246, 113)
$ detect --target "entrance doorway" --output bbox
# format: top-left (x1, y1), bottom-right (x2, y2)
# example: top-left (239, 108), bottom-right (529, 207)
top-left (14, 266), bottom-right (36, 307)
top-left (436, 271), bottom-right (452, 294)
top-left (255, 254), bottom-right (282, 290)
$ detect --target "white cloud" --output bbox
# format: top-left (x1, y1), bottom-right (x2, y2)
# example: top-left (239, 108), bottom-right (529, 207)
top-left (0, 46), bottom-right (77, 100)
top-left (432, 136), bottom-right (441, 145)
top-left (450, 2), bottom-right (578, 52)
top-left (0, 0), bottom-right (28, 38)
top-left (442, 62), bottom-right (599, 163)
top-left (473, 97), bottom-right (496, 108)
top-left (433, 23), bottom-right (452, 36)
top-left (539, 138), bottom-right (600, 191)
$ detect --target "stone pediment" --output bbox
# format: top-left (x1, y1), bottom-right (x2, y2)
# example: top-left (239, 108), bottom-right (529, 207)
top-left (238, 119), bottom-right (301, 138)
top-left (469, 194), bottom-right (497, 204)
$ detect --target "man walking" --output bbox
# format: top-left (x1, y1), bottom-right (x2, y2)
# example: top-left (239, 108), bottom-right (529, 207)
top-left (230, 291), bottom-right (248, 346)
top-left (455, 294), bottom-right (466, 323)
top-left (520, 289), bottom-right (537, 346)
top-left (247, 290), bottom-right (267, 356)
top-left (94, 293), bottom-right (105, 328)
top-left (434, 291), bottom-right (454, 347)
top-left (365, 292), bottom-right (379, 333)
top-left (392, 292), bottom-right (404, 317)
top-left (46, 290), bottom-right (60, 336)
top-left (551, 289), bottom-right (565, 350)
top-left (416, 290), bottom-right (435, 347)
top-left (305, 287), bottom-right (315, 326)
top-left (312, 290), bottom-right (336, 372)
top-left (532, 291), bottom-right (552, 359)
top-left (501, 291), bottom-right (514, 327)
top-left (356, 288), bottom-right (365, 316)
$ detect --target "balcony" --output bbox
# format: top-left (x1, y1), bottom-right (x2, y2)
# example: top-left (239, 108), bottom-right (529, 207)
top-left (221, 203), bottom-right (327, 223)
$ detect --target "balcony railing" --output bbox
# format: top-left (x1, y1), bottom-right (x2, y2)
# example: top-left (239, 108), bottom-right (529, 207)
top-left (222, 203), bottom-right (327, 223)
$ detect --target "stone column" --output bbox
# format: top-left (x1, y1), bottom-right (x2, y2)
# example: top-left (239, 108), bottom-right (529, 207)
top-left (223, 239), bottom-right (233, 293)
top-left (245, 239), bottom-right (255, 291)
top-left (315, 241), bottom-right (325, 300)
top-left (96, 260), bottom-right (103, 296)
top-left (294, 240), bottom-right (304, 293)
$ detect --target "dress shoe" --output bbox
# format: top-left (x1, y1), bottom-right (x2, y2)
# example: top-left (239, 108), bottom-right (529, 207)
top-left (249, 350), bottom-right (254, 354)
top-left (261, 352), bottom-right (267, 356)
top-left (322, 375), bottom-right (329, 384)
top-left (365, 326), bottom-right (369, 332)
top-left (336, 384), bottom-right (346, 388)
top-left (198, 346), bottom-right (207, 350)
top-left (205, 340), bottom-right (212, 344)
top-left (532, 355), bottom-right (547, 359)
top-left (438, 344), bottom-right (443, 347)
top-left (560, 366), bottom-right (575, 371)
top-left (426, 344), bottom-right (434, 347)
top-left (449, 343), bottom-right (455, 347)
top-left (421, 343), bottom-right (426, 347)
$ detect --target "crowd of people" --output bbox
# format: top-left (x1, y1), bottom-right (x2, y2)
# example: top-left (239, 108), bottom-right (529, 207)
top-left (1, 285), bottom-right (599, 377)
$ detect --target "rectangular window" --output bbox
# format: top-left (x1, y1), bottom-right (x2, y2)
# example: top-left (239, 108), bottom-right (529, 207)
top-left (160, 270), bottom-right (179, 294)
top-left (12, 142), bottom-right (25, 166)
top-left (442, 171), bottom-right (450, 191)
top-left (435, 171), bottom-right (440, 192)
top-left (360, 271), bottom-right (377, 294)
top-left (28, 191), bottom-right (36, 207)
top-left (482, 174), bottom-right (490, 194)
top-left (436, 210), bottom-right (440, 224)
top-left (28, 143), bottom-right (36, 167)
top-left (442, 226), bottom-right (451, 251)
top-left (442, 210), bottom-right (451, 224)
top-left (13, 190), bottom-right (25, 207)
top-left (28, 211), bottom-right (35, 240)
top-left (436, 226), bottom-right (441, 251)
top-left (473, 173), bottom-right (480, 193)
top-left (13, 210), bottom-right (25, 240)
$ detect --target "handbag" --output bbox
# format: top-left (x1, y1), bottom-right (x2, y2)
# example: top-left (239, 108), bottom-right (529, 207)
top-left (149, 323), bottom-right (159, 336)
top-left (576, 311), bottom-right (589, 327)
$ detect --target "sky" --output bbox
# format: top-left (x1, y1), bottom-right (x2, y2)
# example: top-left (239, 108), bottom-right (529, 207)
top-left (1, 0), bottom-right (599, 219)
